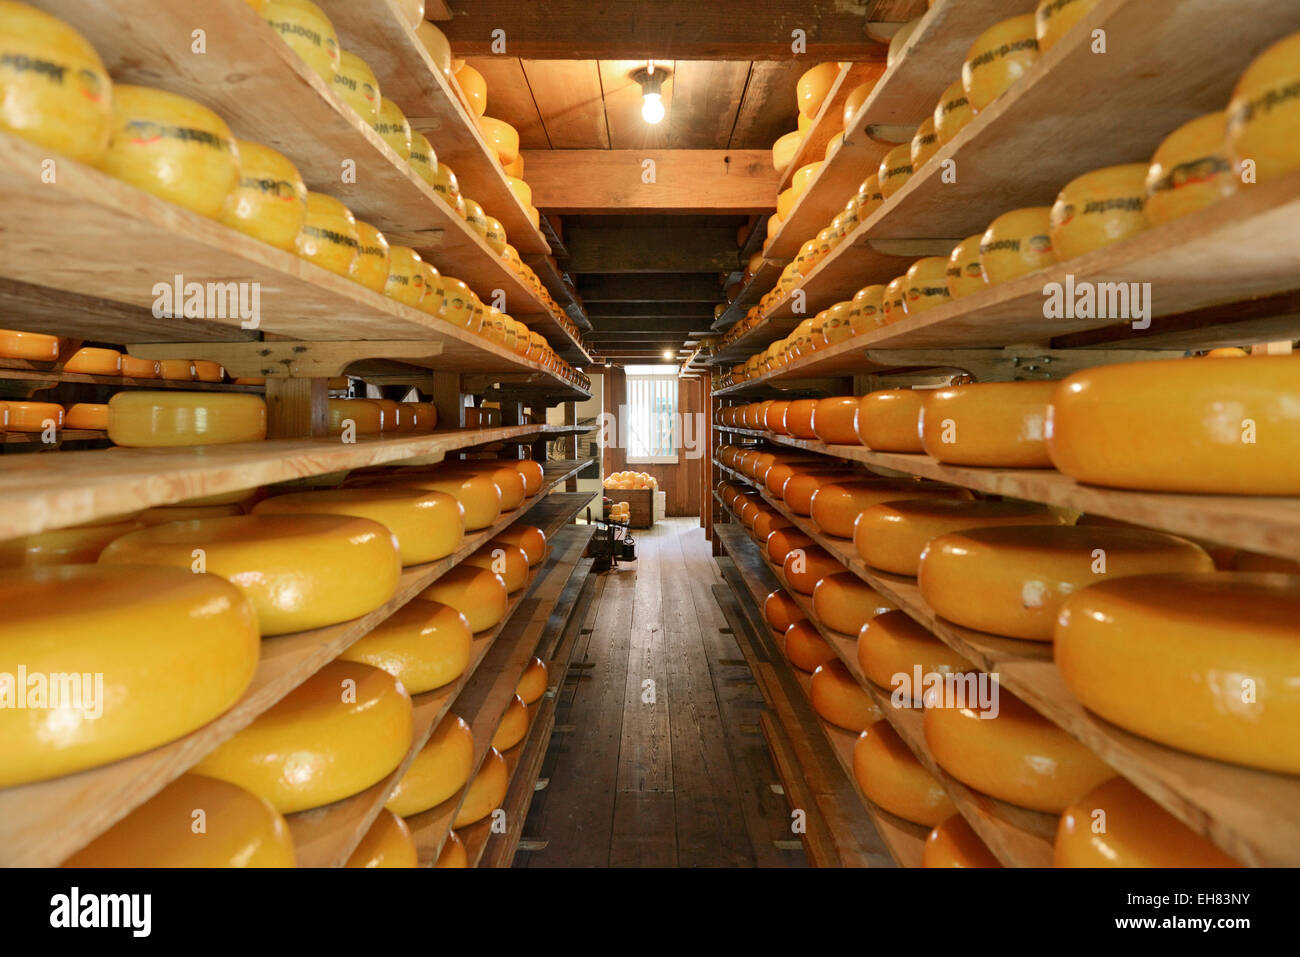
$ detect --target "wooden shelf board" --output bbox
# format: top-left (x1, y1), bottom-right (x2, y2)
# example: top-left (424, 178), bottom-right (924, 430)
top-left (0, 367), bottom-right (265, 393)
top-left (712, 259), bottom-right (783, 334)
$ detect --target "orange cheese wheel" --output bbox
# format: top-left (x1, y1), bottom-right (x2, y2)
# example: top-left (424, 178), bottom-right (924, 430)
top-left (1144, 111), bottom-right (1236, 225)
top-left (492, 695), bottom-right (530, 751)
top-left (1050, 164), bottom-right (1150, 260)
top-left (902, 256), bottom-right (951, 315)
top-left (782, 543), bottom-right (842, 595)
top-left (923, 678), bottom-right (1112, 813)
top-left (811, 479), bottom-right (968, 539)
top-left (385, 471), bottom-right (502, 530)
top-left (854, 498), bottom-right (1064, 576)
top-left (784, 620), bottom-right (836, 673)
top-left (455, 63), bottom-right (487, 117)
top-left (510, 459), bottom-right (545, 497)
top-left (923, 813), bottom-right (1002, 868)
top-left (764, 588), bottom-right (806, 633)
top-left (797, 62), bottom-right (840, 117)
top-left (858, 609), bottom-right (974, 702)
top-left (159, 359), bottom-right (196, 381)
top-left (962, 15), bottom-right (1039, 113)
top-left (64, 773), bottom-right (295, 868)
top-left (784, 399), bottom-right (819, 439)
top-left (419, 565), bottom-right (509, 633)
top-left (945, 233), bottom-right (987, 299)
top-left (448, 462), bottom-right (526, 512)
top-left (763, 457), bottom-right (827, 497)
top-left (853, 719), bottom-right (955, 827)
top-left (194, 661), bottom-right (412, 814)
top-left (64, 347), bottom-right (121, 376)
top-left (436, 829), bottom-right (468, 867)
top-left (850, 283), bottom-right (887, 334)
top-left (883, 275), bottom-right (909, 325)
top-left (2, 400), bottom-right (63, 432)
top-left (100, 514), bottom-right (401, 636)
top-left (910, 116), bottom-right (940, 171)
top-left (387, 713), bottom-right (474, 817)
top-left (1227, 32), bottom-right (1300, 184)
top-left (191, 360), bottom-right (225, 383)
top-left (107, 391), bottom-right (266, 447)
top-left (772, 129), bottom-right (802, 171)
top-left (979, 206), bottom-right (1057, 285)
top-left (854, 389), bottom-right (924, 451)
top-left (843, 80), bottom-right (875, 127)
top-left (753, 510), bottom-right (794, 544)
top-left (0, 518), bottom-right (142, 569)
top-left (934, 79), bottom-right (974, 146)
top-left (339, 598), bottom-right (472, 694)
top-left (811, 659), bottom-right (879, 732)
top-left (1046, 355), bottom-right (1300, 494)
top-left (516, 657), bottom-right (548, 704)
top-left (493, 524), bottom-right (547, 566)
top-left (919, 525), bottom-right (1213, 641)
top-left (783, 470), bottom-right (859, 515)
top-left (466, 542), bottom-right (529, 593)
top-left (0, 329), bottom-right (60, 362)
top-left (1035, 0), bottom-right (1102, 52)
top-left (454, 747), bottom-right (508, 827)
top-left (1056, 572), bottom-right (1300, 773)
top-left (345, 808), bottom-right (417, 868)
top-left (766, 528), bottom-right (813, 566)
top-left (120, 355), bottom-right (161, 379)
top-left (811, 572), bottom-right (895, 635)
top-left (811, 396), bottom-right (862, 445)
top-left (327, 398), bottom-right (383, 436)
top-left (919, 380), bottom-right (1057, 467)
top-left (764, 400), bottom-right (792, 434)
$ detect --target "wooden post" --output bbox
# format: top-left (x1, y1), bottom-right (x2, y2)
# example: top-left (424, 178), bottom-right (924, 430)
top-left (529, 404), bottom-right (548, 466)
top-left (265, 377), bottom-right (328, 439)
top-left (432, 371), bottom-right (464, 431)
top-left (563, 400), bottom-right (578, 491)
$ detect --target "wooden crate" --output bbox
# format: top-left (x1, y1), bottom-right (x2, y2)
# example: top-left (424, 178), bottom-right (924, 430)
top-left (604, 488), bottom-right (654, 527)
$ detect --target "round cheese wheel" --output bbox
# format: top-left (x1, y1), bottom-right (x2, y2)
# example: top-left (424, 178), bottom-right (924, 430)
top-left (136, 504), bottom-right (244, 525)
top-left (64, 347), bottom-right (121, 376)
top-left (923, 813), bottom-right (1001, 868)
top-left (158, 359), bottom-right (195, 381)
top-left (454, 747), bottom-right (508, 827)
top-left (384, 246), bottom-right (429, 307)
top-left (919, 380), bottom-right (1057, 467)
top-left (466, 542), bottom-right (529, 593)
top-left (192, 360), bottom-right (225, 383)
top-left (854, 389), bottom-right (924, 451)
top-left (784, 399), bottom-right (819, 439)
top-left (812, 396), bottom-right (862, 445)
top-left (812, 572), bottom-right (896, 635)
top-left (919, 525), bottom-right (1213, 641)
top-left (1035, 0), bottom-right (1101, 52)
top-left (107, 391), bottom-right (266, 447)
top-left (253, 488), bottom-right (464, 565)
top-left (409, 129), bottom-right (438, 187)
top-left (99, 514), bottom-right (402, 636)
top-left (327, 398), bottom-right (383, 436)
top-left (0, 518), bottom-right (141, 568)
top-left (857, 175), bottom-right (884, 218)
top-left (219, 139), bottom-right (309, 250)
top-left (121, 355), bottom-right (161, 378)
top-left (764, 400), bottom-right (792, 434)
top-left (516, 657), bottom-right (548, 704)
top-left (854, 498), bottom-right (1064, 576)
top-left (350, 220), bottom-right (391, 293)
top-left (406, 401), bottom-right (438, 432)
top-left (820, 301), bottom-right (856, 347)
top-left (448, 462), bottom-right (526, 512)
top-left (387, 714), bottom-right (474, 816)
top-left (462, 197), bottom-right (489, 239)
top-left (772, 130), bottom-right (802, 171)
top-left (1, 399), bottom-right (63, 432)
top-left (764, 588), bottom-right (806, 633)
top-left (858, 609), bottom-right (974, 702)
top-left (511, 460), bottom-right (545, 497)
top-left (903, 256), bottom-right (951, 315)
top-left (1226, 31), bottom-right (1300, 184)
top-left (1144, 111), bottom-right (1236, 225)
top-left (945, 233), bottom-right (986, 299)
top-left (766, 528), bottom-right (813, 566)
top-left (0, 565), bottom-right (258, 787)
top-left (261, 0), bottom-right (339, 81)
top-left (505, 175), bottom-right (532, 209)
top-left (1055, 776), bottom-right (1238, 867)
top-left (419, 565), bottom-right (508, 633)
top-left (797, 62), bottom-right (840, 117)
top-left (64, 773), bottom-right (295, 868)
top-left (1056, 572), bottom-right (1300, 773)
top-left (492, 695), bottom-right (530, 751)
top-left (791, 161), bottom-right (823, 200)
top-left (455, 63), bottom-right (487, 117)
top-left (979, 206), bottom-right (1057, 285)
top-left (383, 471), bottom-right (502, 530)
top-left (923, 678), bottom-right (1112, 813)
top-left (843, 80), bottom-right (876, 128)
top-left (910, 116), bottom-right (940, 171)
top-left (333, 49), bottom-right (381, 123)
top-left (415, 21), bottom-right (452, 78)
top-left (811, 479), bottom-right (967, 539)
top-left (479, 116), bottom-right (519, 165)
top-left (345, 807), bottom-right (417, 868)
top-left (934, 79), bottom-right (973, 146)
top-left (962, 14), bottom-right (1039, 113)
top-left (853, 719), bottom-right (955, 827)
top-left (784, 621), bottom-right (836, 673)
top-left (881, 275), bottom-right (907, 324)
top-left (1047, 355), bottom-right (1300, 494)
top-left (1050, 164), bottom-right (1150, 260)
top-left (339, 598), bottom-right (472, 694)
top-left (878, 143), bottom-right (913, 199)
top-left (783, 470), bottom-right (859, 515)
top-left (195, 660), bottom-right (411, 814)
top-left (373, 96), bottom-right (411, 160)
top-left (763, 458), bottom-right (824, 497)
top-left (811, 659), bottom-right (879, 732)
top-left (296, 191), bottom-right (360, 277)
top-left (782, 543), bottom-right (842, 595)
top-left (493, 524), bottom-right (546, 567)
top-left (753, 510), bottom-right (794, 544)
top-left (436, 829), bottom-right (468, 868)
top-left (0, 329), bottom-right (60, 362)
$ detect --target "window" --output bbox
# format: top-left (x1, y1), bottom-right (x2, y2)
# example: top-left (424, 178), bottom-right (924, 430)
top-left (625, 366), bottom-right (679, 464)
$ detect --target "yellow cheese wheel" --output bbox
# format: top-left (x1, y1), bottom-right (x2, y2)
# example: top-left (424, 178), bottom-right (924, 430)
top-left (979, 206), bottom-right (1057, 285)
top-left (854, 389), bottom-right (923, 451)
top-left (902, 255), bottom-right (951, 315)
top-left (0, 399), bottom-right (60, 432)
top-left (776, 187), bottom-right (798, 221)
top-left (340, 597), bottom-right (471, 695)
top-left (505, 175), bottom-right (532, 209)
top-left (159, 358), bottom-right (195, 380)
top-left (454, 747), bottom-right (509, 827)
top-left (420, 565), bottom-right (508, 633)
top-left (64, 347), bottom-right (121, 376)
top-left (516, 657), bottom-right (548, 705)
top-left (384, 246), bottom-right (429, 307)
top-left (387, 713), bottom-right (474, 816)
top-left (121, 355), bottom-right (161, 378)
top-left (858, 609), bottom-right (974, 702)
top-left (192, 360), bottom-right (225, 383)
top-left (100, 514), bottom-right (401, 635)
top-left (327, 398), bottom-right (383, 435)
top-left (479, 115), bottom-right (520, 165)
top-left (1048, 355), bottom-right (1300, 493)
top-left (455, 63), bottom-right (487, 117)
top-left (933, 79), bottom-right (973, 147)
top-left (855, 498), bottom-right (1064, 576)
top-left (101, 85), bottom-right (240, 218)
top-left (910, 116), bottom-right (940, 171)
top-left (106, 391), bottom-right (266, 447)
top-left (492, 694), bottom-right (530, 751)
top-left (923, 813), bottom-right (1002, 868)
top-left (811, 396), bottom-right (862, 445)
top-left (881, 275), bottom-right (907, 324)
top-left (483, 216), bottom-right (507, 254)
top-left (853, 719), bottom-right (955, 827)
top-left (924, 679), bottom-right (1112, 813)
top-left (812, 572), bottom-right (896, 635)
top-left (763, 588), bottom-right (806, 633)
top-left (887, 18), bottom-right (921, 67)
top-left (450, 462), bottom-right (526, 511)
top-left (296, 191), bottom-right (360, 277)
top-left (373, 96), bottom-right (412, 160)
top-left (1226, 31), bottom-right (1300, 184)
top-left (766, 527), bottom-right (813, 566)
top-left (783, 620), bottom-right (836, 673)
top-left (1050, 164), bottom-right (1150, 260)
top-left (466, 542), bottom-right (529, 593)
top-left (406, 401), bottom-right (438, 432)
top-left (415, 21), bottom-right (453, 78)
top-left (64, 773), bottom-right (294, 868)
top-left (333, 50), bottom-right (382, 123)
top-left (919, 525), bottom-right (1213, 641)
top-left (254, 487), bottom-right (463, 566)
top-left (772, 129), bottom-right (802, 171)
top-left (436, 829), bottom-right (468, 867)
top-left (0, 565), bottom-right (259, 788)
top-left (797, 62), bottom-right (840, 118)
top-left (462, 197), bottom-right (489, 238)
top-left (409, 129), bottom-right (438, 187)
top-left (350, 220), bottom-right (391, 293)
top-left (819, 301), bottom-right (856, 347)
top-left (1055, 776), bottom-right (1238, 868)
top-left (0, 328), bottom-right (59, 362)
top-left (962, 15), bottom-right (1039, 113)
top-left (945, 233), bottom-right (986, 299)
top-left (811, 478), bottom-right (963, 539)
top-left (1035, 0), bottom-right (1101, 52)
top-left (345, 808), bottom-right (417, 868)
top-left (136, 504), bottom-right (243, 525)
top-left (379, 470), bottom-right (502, 530)
top-left (1056, 572), bottom-right (1300, 773)
top-left (0, 518), bottom-right (141, 568)
top-left (1144, 111), bottom-right (1236, 225)
top-left (878, 143), bottom-right (913, 199)
top-left (782, 543), bottom-right (843, 595)
top-left (783, 470), bottom-right (859, 515)
top-left (0, 2), bottom-right (112, 164)
top-left (811, 659), bottom-right (879, 732)
top-left (493, 524), bottom-right (546, 567)
top-left (856, 174), bottom-right (884, 218)
top-left (919, 380), bottom-right (1056, 467)
top-left (843, 80), bottom-right (876, 128)
top-left (262, 0), bottom-right (339, 81)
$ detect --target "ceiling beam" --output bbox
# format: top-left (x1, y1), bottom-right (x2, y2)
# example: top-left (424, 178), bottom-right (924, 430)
top-left (523, 150), bottom-right (779, 215)
top-left (578, 274), bottom-right (721, 302)
top-left (438, 1), bottom-right (894, 60)
top-left (589, 319), bottom-right (706, 334)
top-left (567, 225), bottom-right (741, 274)
top-left (589, 302), bottom-right (716, 318)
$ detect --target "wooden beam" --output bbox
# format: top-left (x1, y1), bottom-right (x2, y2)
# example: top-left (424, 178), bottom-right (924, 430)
top-left (589, 302), bottom-right (718, 318)
top-left (567, 225), bottom-right (741, 274)
top-left (578, 274), bottom-right (721, 302)
top-left (522, 150), bottom-right (779, 215)
top-left (589, 319), bottom-right (709, 334)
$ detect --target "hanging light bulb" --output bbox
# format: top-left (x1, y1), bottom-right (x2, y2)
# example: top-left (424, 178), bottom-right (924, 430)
top-left (634, 61), bottom-right (668, 126)
top-left (642, 91), bottom-right (665, 125)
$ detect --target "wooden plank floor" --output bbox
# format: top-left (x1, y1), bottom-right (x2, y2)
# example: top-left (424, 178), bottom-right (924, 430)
top-left (516, 518), bottom-right (805, 867)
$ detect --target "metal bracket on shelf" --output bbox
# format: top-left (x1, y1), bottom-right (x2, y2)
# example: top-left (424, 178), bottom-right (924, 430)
top-left (126, 340), bottom-right (445, 378)
top-left (864, 123), bottom-right (918, 145)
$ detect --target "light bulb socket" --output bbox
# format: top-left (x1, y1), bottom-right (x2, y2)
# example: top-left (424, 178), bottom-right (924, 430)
top-left (632, 66), bottom-right (668, 98)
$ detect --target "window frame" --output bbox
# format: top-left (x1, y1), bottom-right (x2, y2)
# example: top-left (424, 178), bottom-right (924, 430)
top-left (624, 372), bottom-right (680, 465)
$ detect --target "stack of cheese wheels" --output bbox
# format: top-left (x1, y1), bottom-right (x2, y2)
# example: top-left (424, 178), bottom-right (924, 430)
top-left (923, 813), bottom-right (1002, 868)
top-left (853, 719), bottom-right (956, 827)
top-left (454, 747), bottom-right (508, 827)
top-left (340, 599), bottom-right (473, 694)
top-left (918, 525), bottom-right (1214, 641)
top-left (811, 659), bottom-right (880, 732)
top-left (784, 620), bottom-right (836, 672)
top-left (420, 565), bottom-right (508, 633)
top-left (782, 543), bottom-right (842, 595)
top-left (855, 498), bottom-right (1065, 576)
top-left (858, 610), bottom-right (975, 703)
top-left (387, 714), bottom-right (474, 817)
top-left (64, 773), bottom-right (296, 868)
top-left (345, 808), bottom-right (418, 868)
top-left (0, 517), bottom-right (143, 568)
top-left (435, 830), bottom-right (468, 867)
top-left (99, 514), bottom-right (402, 635)
top-left (919, 381), bottom-right (1059, 467)
top-left (764, 588), bottom-right (806, 634)
top-left (251, 488), bottom-right (465, 565)
top-left (465, 542), bottom-right (530, 593)
top-left (810, 478), bottom-right (969, 539)
top-left (516, 657), bottom-right (548, 704)
top-left (194, 661), bottom-right (413, 813)
top-left (0, 565), bottom-right (259, 787)
top-left (107, 392), bottom-right (268, 446)
top-left (812, 572), bottom-right (896, 634)
top-left (493, 524), bottom-right (547, 567)
top-left (1055, 776), bottom-right (1238, 867)
top-left (1047, 355), bottom-right (1300, 494)
top-left (1056, 572), bottom-right (1300, 772)
top-left (492, 695), bottom-right (530, 751)
top-left (923, 677), bottom-right (1113, 812)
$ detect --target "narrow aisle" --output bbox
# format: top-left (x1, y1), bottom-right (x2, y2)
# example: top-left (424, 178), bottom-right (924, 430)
top-left (517, 519), bottom-right (805, 867)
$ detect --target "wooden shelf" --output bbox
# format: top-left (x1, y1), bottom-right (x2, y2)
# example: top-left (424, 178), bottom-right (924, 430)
top-left (712, 259), bottom-right (784, 336)
top-left (1, 429), bottom-right (105, 446)
top-left (0, 367), bottom-right (265, 394)
top-left (712, 427), bottom-right (1300, 562)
